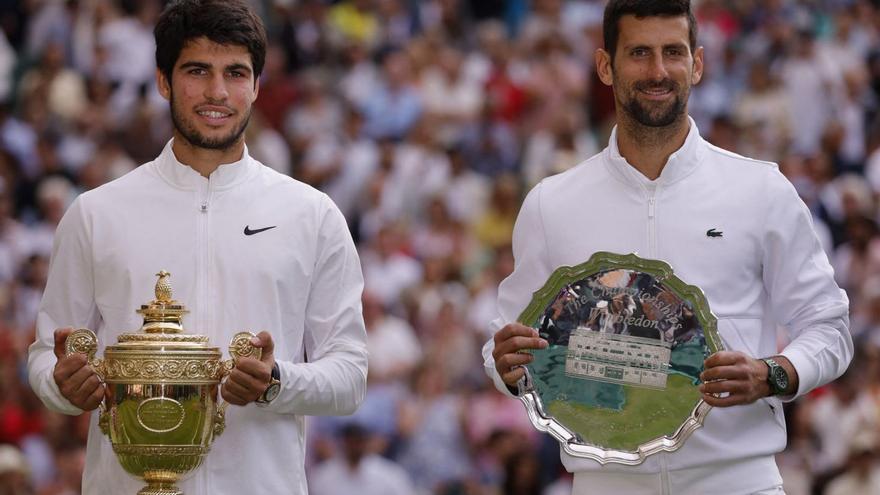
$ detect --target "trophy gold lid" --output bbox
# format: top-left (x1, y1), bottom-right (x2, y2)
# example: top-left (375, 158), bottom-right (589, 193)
top-left (114, 271), bottom-right (209, 346)
top-left (137, 270), bottom-right (188, 334)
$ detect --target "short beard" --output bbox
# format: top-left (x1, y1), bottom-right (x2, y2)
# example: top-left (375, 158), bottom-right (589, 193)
top-left (623, 94), bottom-right (686, 128)
top-left (621, 79), bottom-right (688, 128)
top-left (170, 93), bottom-right (251, 151)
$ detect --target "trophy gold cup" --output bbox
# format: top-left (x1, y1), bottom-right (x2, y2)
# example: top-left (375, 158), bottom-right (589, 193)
top-left (64, 271), bottom-right (260, 495)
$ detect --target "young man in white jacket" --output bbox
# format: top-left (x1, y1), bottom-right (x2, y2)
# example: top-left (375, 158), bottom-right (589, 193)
top-left (484, 1), bottom-right (852, 494)
top-left (27, 1), bottom-right (368, 493)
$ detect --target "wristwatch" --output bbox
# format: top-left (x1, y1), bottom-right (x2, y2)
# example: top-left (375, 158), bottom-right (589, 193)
top-left (761, 358), bottom-right (789, 396)
top-left (256, 362), bottom-right (281, 405)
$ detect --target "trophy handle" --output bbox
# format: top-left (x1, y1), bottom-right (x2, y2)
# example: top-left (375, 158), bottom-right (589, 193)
top-left (64, 328), bottom-right (105, 379)
top-left (224, 331), bottom-right (262, 372)
top-left (98, 406), bottom-right (110, 436)
top-left (212, 332), bottom-right (262, 438)
top-left (64, 328), bottom-right (110, 436)
top-left (213, 402), bottom-right (227, 437)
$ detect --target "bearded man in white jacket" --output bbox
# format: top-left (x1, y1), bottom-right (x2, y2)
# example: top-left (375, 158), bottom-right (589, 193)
top-left (484, 1), bottom-right (852, 494)
top-left (27, 1), bottom-right (368, 494)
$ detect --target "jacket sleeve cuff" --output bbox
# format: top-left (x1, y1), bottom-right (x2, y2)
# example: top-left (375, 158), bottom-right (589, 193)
top-left (40, 371), bottom-right (85, 415)
top-left (778, 347), bottom-right (818, 402)
top-left (482, 337), bottom-right (518, 398)
top-left (27, 344), bottom-right (85, 416)
top-left (259, 354), bottom-right (367, 416)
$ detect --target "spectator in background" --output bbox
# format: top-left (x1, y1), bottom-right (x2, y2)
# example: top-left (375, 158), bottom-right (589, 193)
top-left (522, 31), bottom-right (587, 135)
top-left (300, 107), bottom-right (378, 223)
top-left (338, 40), bottom-right (381, 109)
top-left (327, 0), bottom-right (381, 50)
top-left (18, 41), bottom-right (87, 129)
top-left (361, 225), bottom-right (422, 309)
top-left (781, 28), bottom-right (842, 156)
top-left (733, 60), bottom-right (792, 162)
top-left (362, 49), bottom-right (422, 140)
top-left (253, 42), bottom-right (297, 132)
top-left (419, 44), bottom-right (484, 145)
top-left (441, 144), bottom-right (489, 227)
top-left (36, 438), bottom-right (84, 495)
top-left (283, 68), bottom-right (342, 160)
top-left (244, 112), bottom-right (292, 177)
top-left (522, 107), bottom-right (597, 188)
top-left (473, 174), bottom-right (520, 250)
top-left (460, 101), bottom-right (520, 177)
top-left (309, 423), bottom-right (416, 495)
top-left (95, 0), bottom-right (161, 117)
top-left (0, 444), bottom-right (31, 495)
top-left (825, 442), bottom-right (880, 495)
top-left (801, 364), bottom-right (879, 493)
top-left (363, 290), bottom-right (422, 383)
top-left (398, 363), bottom-right (471, 494)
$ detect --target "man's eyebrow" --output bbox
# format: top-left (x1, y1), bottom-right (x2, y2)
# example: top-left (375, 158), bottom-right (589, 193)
top-left (179, 61), bottom-right (211, 70)
top-left (622, 42), bottom-right (689, 52)
top-left (178, 61), bottom-right (253, 73)
top-left (225, 63), bottom-right (253, 74)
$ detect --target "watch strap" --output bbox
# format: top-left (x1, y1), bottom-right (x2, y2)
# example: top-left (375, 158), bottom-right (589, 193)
top-left (761, 357), bottom-right (788, 396)
top-left (256, 362), bottom-right (281, 405)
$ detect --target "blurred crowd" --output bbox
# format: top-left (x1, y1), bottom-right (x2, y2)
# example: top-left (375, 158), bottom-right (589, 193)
top-left (0, 0), bottom-right (880, 494)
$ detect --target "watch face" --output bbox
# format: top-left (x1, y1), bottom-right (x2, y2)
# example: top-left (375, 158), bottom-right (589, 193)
top-left (264, 383), bottom-right (281, 403)
top-left (773, 367), bottom-right (789, 391)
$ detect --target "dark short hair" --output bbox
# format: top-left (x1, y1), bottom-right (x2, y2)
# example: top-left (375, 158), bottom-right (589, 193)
top-left (603, 0), bottom-right (697, 61)
top-left (154, 0), bottom-right (267, 84)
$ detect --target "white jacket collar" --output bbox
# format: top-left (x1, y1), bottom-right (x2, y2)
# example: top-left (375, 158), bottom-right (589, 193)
top-left (154, 139), bottom-right (257, 191)
top-left (605, 116), bottom-right (704, 188)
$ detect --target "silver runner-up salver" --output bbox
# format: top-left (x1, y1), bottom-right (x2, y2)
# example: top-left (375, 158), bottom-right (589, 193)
top-left (516, 252), bottom-right (723, 465)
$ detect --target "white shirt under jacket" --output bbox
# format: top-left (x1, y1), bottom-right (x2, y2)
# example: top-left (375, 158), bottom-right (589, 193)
top-left (28, 141), bottom-right (368, 495)
top-left (482, 119), bottom-right (852, 494)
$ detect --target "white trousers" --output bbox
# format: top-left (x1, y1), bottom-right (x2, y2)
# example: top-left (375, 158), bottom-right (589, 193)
top-left (570, 455), bottom-right (785, 495)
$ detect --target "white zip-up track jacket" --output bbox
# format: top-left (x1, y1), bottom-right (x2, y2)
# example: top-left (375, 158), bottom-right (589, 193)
top-left (483, 120), bottom-right (852, 494)
top-left (28, 141), bottom-right (368, 495)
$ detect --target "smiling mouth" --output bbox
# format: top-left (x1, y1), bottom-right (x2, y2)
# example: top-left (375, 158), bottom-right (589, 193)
top-left (639, 86), bottom-right (674, 96)
top-left (637, 88), bottom-right (676, 103)
top-left (197, 110), bottom-right (233, 119)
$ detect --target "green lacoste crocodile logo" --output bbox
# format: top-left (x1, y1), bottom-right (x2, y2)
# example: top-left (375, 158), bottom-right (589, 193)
top-left (706, 228), bottom-right (723, 238)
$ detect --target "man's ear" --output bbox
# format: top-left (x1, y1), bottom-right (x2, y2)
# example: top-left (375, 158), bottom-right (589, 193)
top-left (692, 46), bottom-right (704, 86)
top-left (156, 68), bottom-right (171, 101)
top-left (596, 49), bottom-right (614, 87)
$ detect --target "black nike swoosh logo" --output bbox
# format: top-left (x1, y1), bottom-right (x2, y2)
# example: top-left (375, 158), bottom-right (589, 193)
top-left (244, 225), bottom-right (277, 236)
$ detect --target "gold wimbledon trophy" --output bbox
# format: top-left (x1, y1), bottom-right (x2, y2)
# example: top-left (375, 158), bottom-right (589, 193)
top-left (64, 271), bottom-right (260, 495)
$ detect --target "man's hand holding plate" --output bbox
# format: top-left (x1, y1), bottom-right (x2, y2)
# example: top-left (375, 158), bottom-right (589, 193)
top-left (493, 323), bottom-right (548, 387)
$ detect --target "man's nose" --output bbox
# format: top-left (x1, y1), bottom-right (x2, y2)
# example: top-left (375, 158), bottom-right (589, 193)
top-left (647, 53), bottom-right (670, 81)
top-left (204, 73), bottom-right (229, 100)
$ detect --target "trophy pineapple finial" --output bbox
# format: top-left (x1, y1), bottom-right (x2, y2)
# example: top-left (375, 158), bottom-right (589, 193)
top-left (155, 270), bottom-right (173, 302)
top-left (137, 270), bottom-right (187, 333)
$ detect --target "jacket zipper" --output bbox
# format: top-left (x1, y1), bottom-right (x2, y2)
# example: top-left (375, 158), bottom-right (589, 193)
top-left (646, 187), bottom-right (658, 258)
top-left (196, 178), bottom-right (211, 495)
top-left (659, 452), bottom-right (671, 494)
top-left (197, 178), bottom-right (210, 332)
